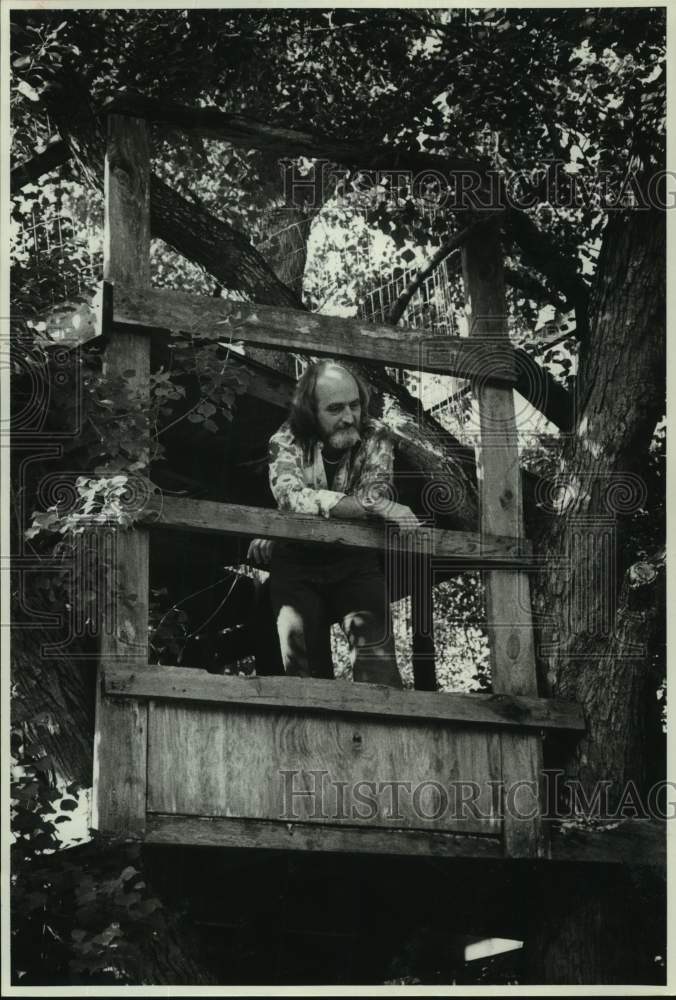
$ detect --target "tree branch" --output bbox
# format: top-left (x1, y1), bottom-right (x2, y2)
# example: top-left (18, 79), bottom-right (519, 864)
top-left (513, 348), bottom-right (574, 432)
top-left (505, 265), bottom-right (571, 314)
top-left (150, 175), bottom-right (300, 308)
top-left (387, 217), bottom-right (494, 325)
top-left (385, 216), bottom-right (574, 431)
top-left (504, 209), bottom-right (590, 340)
top-left (10, 137), bottom-right (71, 193)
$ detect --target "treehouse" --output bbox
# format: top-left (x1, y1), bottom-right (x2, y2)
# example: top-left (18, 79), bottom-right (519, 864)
top-left (87, 105), bottom-right (659, 871)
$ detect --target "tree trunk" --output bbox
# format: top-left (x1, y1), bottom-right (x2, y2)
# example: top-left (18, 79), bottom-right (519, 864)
top-left (523, 865), bottom-right (666, 985)
top-left (525, 207), bottom-right (666, 983)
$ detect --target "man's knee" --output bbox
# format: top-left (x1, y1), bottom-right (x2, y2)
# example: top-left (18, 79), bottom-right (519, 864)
top-left (343, 608), bottom-right (391, 649)
top-left (275, 604), bottom-right (309, 673)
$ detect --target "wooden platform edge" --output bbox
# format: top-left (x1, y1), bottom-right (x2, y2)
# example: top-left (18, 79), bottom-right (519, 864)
top-left (144, 813), bottom-right (503, 858)
top-left (103, 666), bottom-right (585, 732)
top-left (143, 814), bottom-right (666, 866)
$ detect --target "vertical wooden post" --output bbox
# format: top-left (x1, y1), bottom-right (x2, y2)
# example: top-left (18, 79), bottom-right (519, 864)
top-left (462, 219), bottom-right (548, 859)
top-left (411, 555), bottom-right (436, 691)
top-left (91, 115), bottom-right (151, 836)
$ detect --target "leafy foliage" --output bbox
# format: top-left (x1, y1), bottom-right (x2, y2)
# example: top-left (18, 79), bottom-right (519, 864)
top-left (11, 726), bottom-right (172, 985)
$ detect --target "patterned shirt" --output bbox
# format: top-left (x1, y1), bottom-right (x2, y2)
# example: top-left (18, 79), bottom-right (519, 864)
top-left (268, 418), bottom-right (394, 518)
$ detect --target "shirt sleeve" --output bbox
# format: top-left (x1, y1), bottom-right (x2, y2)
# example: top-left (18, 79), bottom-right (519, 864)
top-left (268, 424), bottom-right (346, 519)
top-left (351, 420), bottom-right (395, 512)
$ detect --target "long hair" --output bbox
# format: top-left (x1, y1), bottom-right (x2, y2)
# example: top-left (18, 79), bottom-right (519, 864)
top-left (288, 360), bottom-right (371, 447)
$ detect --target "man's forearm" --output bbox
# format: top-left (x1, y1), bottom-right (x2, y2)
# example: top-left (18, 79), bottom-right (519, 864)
top-left (329, 496), bottom-right (369, 520)
top-left (331, 494), bottom-right (422, 529)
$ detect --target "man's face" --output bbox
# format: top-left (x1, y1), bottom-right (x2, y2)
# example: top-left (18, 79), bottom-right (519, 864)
top-left (314, 367), bottom-right (362, 452)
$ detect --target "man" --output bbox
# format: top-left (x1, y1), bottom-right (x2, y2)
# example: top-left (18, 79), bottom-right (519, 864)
top-left (248, 360), bottom-right (420, 687)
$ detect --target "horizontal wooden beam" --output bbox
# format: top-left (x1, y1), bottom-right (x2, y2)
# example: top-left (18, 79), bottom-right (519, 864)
top-left (104, 666), bottom-right (586, 732)
top-left (114, 285), bottom-right (517, 383)
top-left (140, 496), bottom-right (531, 566)
top-left (145, 813), bottom-right (503, 859)
top-left (144, 815), bottom-right (665, 866)
top-left (102, 94), bottom-right (483, 176)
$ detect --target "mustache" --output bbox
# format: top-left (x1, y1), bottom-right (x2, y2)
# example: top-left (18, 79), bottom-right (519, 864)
top-left (330, 426), bottom-right (360, 443)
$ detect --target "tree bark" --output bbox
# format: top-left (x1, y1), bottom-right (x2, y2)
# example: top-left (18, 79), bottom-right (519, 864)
top-left (524, 865), bottom-right (666, 985)
top-left (525, 207), bottom-right (666, 983)
top-left (533, 206), bottom-right (665, 794)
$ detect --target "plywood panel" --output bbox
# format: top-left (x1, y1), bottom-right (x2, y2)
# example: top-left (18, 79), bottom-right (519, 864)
top-left (147, 703), bottom-right (502, 835)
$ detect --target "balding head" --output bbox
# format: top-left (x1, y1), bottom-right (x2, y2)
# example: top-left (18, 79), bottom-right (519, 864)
top-left (288, 360), bottom-right (371, 449)
top-left (314, 365), bottom-right (362, 451)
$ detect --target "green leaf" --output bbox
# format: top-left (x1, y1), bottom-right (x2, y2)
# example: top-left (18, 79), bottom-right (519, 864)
top-left (16, 79), bottom-right (40, 102)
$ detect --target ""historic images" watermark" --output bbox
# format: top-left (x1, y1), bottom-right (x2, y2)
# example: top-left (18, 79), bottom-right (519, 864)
top-left (278, 768), bottom-right (675, 823)
top-left (281, 157), bottom-right (675, 215)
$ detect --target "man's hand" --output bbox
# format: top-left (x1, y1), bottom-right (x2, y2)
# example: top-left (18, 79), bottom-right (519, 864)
top-left (378, 500), bottom-right (424, 531)
top-left (247, 538), bottom-right (275, 567)
top-left (331, 495), bottom-right (424, 530)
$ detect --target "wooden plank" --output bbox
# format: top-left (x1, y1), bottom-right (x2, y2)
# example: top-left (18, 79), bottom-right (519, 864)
top-left (113, 285), bottom-right (516, 383)
top-left (144, 814), bottom-right (666, 867)
top-left (411, 554), bottom-right (437, 691)
top-left (103, 666), bottom-right (586, 732)
top-left (102, 94), bottom-right (483, 175)
top-left (146, 702), bottom-right (502, 834)
top-left (92, 114), bottom-right (151, 836)
top-left (139, 496), bottom-right (532, 567)
top-left (500, 731), bottom-right (546, 858)
top-left (145, 814), bottom-right (503, 859)
top-left (462, 220), bottom-right (548, 860)
top-left (36, 294), bottom-right (296, 409)
top-left (91, 696), bottom-right (147, 836)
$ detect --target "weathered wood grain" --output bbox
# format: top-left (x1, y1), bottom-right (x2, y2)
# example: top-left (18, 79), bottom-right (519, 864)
top-left (146, 702), bottom-right (502, 834)
top-left (145, 814), bottom-right (504, 859)
top-left (92, 114), bottom-right (151, 835)
top-left (462, 221), bottom-right (549, 860)
top-left (138, 496), bottom-right (532, 567)
top-left (104, 666), bottom-right (586, 732)
top-left (500, 730), bottom-right (546, 858)
top-left (113, 285), bottom-right (517, 383)
top-left (91, 695), bottom-right (148, 835)
top-left (143, 814), bottom-right (666, 866)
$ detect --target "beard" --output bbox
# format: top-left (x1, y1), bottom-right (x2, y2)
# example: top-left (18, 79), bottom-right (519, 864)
top-left (327, 425), bottom-right (361, 451)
